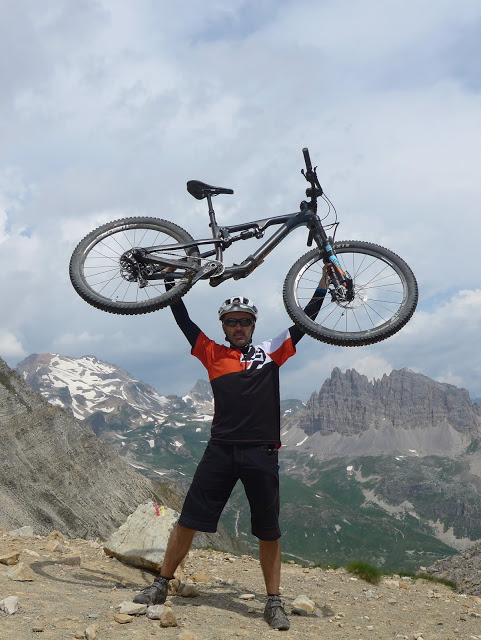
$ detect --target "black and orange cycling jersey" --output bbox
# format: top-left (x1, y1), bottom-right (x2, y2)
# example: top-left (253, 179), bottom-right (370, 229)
top-left (169, 291), bottom-right (325, 446)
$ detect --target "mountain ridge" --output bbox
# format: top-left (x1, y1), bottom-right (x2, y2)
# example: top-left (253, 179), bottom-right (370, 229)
top-left (16, 352), bottom-right (192, 427)
top-left (13, 352), bottom-right (481, 570)
top-left (281, 366), bottom-right (481, 460)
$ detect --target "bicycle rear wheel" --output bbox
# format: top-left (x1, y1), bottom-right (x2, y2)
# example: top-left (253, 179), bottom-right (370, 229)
top-left (283, 241), bottom-right (418, 346)
top-left (69, 217), bottom-right (200, 315)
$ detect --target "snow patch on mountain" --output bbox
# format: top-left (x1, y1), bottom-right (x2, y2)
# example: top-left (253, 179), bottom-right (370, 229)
top-left (17, 353), bottom-right (177, 425)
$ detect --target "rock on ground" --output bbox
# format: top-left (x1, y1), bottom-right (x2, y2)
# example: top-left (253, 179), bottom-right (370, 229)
top-left (1, 527), bottom-right (481, 639)
top-left (427, 540), bottom-right (481, 596)
top-left (103, 501), bottom-right (178, 571)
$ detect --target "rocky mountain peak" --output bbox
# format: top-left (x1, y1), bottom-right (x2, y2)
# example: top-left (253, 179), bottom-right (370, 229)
top-left (296, 367), bottom-right (481, 437)
top-left (9, 352), bottom-right (481, 572)
top-left (182, 378), bottom-right (214, 415)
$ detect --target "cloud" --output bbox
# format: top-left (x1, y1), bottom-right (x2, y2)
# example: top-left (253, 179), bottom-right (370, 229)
top-left (56, 331), bottom-right (106, 347)
top-left (0, 330), bottom-right (27, 360)
top-left (280, 288), bottom-right (481, 400)
top-left (389, 289), bottom-right (481, 392)
top-left (1, 0), bottom-right (481, 404)
top-left (0, 167), bottom-right (30, 240)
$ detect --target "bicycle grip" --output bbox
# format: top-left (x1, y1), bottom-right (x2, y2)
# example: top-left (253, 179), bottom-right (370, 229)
top-left (302, 147), bottom-right (312, 171)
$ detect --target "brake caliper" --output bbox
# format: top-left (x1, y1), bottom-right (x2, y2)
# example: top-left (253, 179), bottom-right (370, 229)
top-left (120, 249), bottom-right (148, 288)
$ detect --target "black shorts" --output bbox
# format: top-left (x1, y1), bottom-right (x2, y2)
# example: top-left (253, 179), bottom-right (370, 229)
top-left (178, 441), bottom-right (281, 541)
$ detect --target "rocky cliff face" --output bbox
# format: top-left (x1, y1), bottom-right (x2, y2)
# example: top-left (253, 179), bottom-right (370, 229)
top-left (427, 540), bottom-right (481, 595)
top-left (0, 355), bottom-right (158, 539)
top-left (182, 378), bottom-right (214, 415)
top-left (0, 356), bottom-right (245, 554)
top-left (15, 354), bottom-right (217, 468)
top-left (281, 368), bottom-right (481, 460)
top-left (12, 352), bottom-right (481, 568)
top-left (295, 367), bottom-right (481, 437)
top-left (276, 368), bottom-right (481, 560)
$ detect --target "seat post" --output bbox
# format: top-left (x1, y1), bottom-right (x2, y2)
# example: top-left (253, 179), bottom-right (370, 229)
top-left (206, 194), bottom-right (223, 262)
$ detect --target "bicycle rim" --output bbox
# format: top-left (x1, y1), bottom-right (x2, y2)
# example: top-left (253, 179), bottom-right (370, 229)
top-left (284, 241), bottom-right (418, 346)
top-left (70, 218), bottom-right (199, 314)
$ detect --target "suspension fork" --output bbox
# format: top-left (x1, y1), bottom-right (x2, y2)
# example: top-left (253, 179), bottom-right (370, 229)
top-left (308, 214), bottom-right (354, 301)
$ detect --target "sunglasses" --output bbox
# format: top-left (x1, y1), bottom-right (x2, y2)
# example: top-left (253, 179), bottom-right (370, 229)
top-left (222, 318), bottom-right (255, 327)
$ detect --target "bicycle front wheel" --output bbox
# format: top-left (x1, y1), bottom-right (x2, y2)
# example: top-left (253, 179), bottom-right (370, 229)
top-left (283, 241), bottom-right (418, 346)
top-left (69, 217), bottom-right (200, 315)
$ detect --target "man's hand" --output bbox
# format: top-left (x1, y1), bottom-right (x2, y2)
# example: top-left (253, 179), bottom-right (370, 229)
top-left (318, 263), bottom-right (330, 290)
top-left (162, 266), bottom-right (176, 291)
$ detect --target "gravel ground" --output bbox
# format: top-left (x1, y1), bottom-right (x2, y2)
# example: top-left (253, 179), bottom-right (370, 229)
top-left (1, 528), bottom-right (481, 640)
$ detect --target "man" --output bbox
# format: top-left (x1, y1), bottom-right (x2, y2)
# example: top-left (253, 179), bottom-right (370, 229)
top-left (134, 273), bottom-right (328, 630)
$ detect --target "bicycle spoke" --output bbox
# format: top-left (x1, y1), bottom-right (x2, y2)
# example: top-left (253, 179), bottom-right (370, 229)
top-left (78, 221), bottom-right (198, 306)
top-left (350, 309), bottom-right (363, 332)
top-left (294, 246), bottom-right (408, 336)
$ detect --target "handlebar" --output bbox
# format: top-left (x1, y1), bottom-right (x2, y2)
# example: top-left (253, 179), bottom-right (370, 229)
top-left (302, 147), bottom-right (312, 171)
top-left (301, 147), bottom-right (323, 200)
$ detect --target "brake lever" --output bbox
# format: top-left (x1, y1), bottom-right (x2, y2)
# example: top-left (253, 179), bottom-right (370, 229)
top-left (301, 167), bottom-right (316, 183)
top-left (301, 167), bottom-right (323, 195)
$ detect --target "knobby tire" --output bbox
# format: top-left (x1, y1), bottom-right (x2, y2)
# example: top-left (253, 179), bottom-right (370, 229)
top-left (69, 217), bottom-right (200, 315)
top-left (283, 240), bottom-right (418, 347)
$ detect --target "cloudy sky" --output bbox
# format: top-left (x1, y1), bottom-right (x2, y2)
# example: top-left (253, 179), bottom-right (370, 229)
top-left (1, 0), bottom-right (481, 402)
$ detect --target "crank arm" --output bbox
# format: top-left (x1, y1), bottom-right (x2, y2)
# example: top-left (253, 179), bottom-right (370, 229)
top-left (190, 261), bottom-right (221, 285)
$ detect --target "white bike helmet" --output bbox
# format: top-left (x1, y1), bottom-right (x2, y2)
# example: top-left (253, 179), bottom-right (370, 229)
top-left (218, 296), bottom-right (258, 320)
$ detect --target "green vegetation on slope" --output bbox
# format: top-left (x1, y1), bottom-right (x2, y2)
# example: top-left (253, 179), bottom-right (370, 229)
top-left (101, 415), bottom-right (475, 573)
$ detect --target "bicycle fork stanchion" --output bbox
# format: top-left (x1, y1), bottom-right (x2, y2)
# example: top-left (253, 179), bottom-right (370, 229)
top-left (304, 208), bottom-right (353, 304)
top-left (301, 145), bottom-right (351, 302)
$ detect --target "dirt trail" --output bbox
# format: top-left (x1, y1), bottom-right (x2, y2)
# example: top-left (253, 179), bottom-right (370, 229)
top-left (1, 529), bottom-right (481, 640)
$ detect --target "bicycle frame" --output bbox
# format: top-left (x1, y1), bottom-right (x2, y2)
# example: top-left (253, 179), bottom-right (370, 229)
top-left (130, 146), bottom-right (350, 294)
top-left (70, 146), bottom-right (417, 343)
top-left (137, 196), bottom-right (330, 287)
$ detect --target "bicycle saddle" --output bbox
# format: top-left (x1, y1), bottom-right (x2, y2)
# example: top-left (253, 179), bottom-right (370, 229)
top-left (187, 180), bottom-right (234, 200)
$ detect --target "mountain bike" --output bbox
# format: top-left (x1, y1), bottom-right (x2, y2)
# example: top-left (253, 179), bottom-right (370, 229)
top-left (69, 148), bottom-right (418, 347)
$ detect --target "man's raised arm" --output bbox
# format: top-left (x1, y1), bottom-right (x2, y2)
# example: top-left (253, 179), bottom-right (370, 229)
top-left (288, 266), bottom-right (329, 346)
